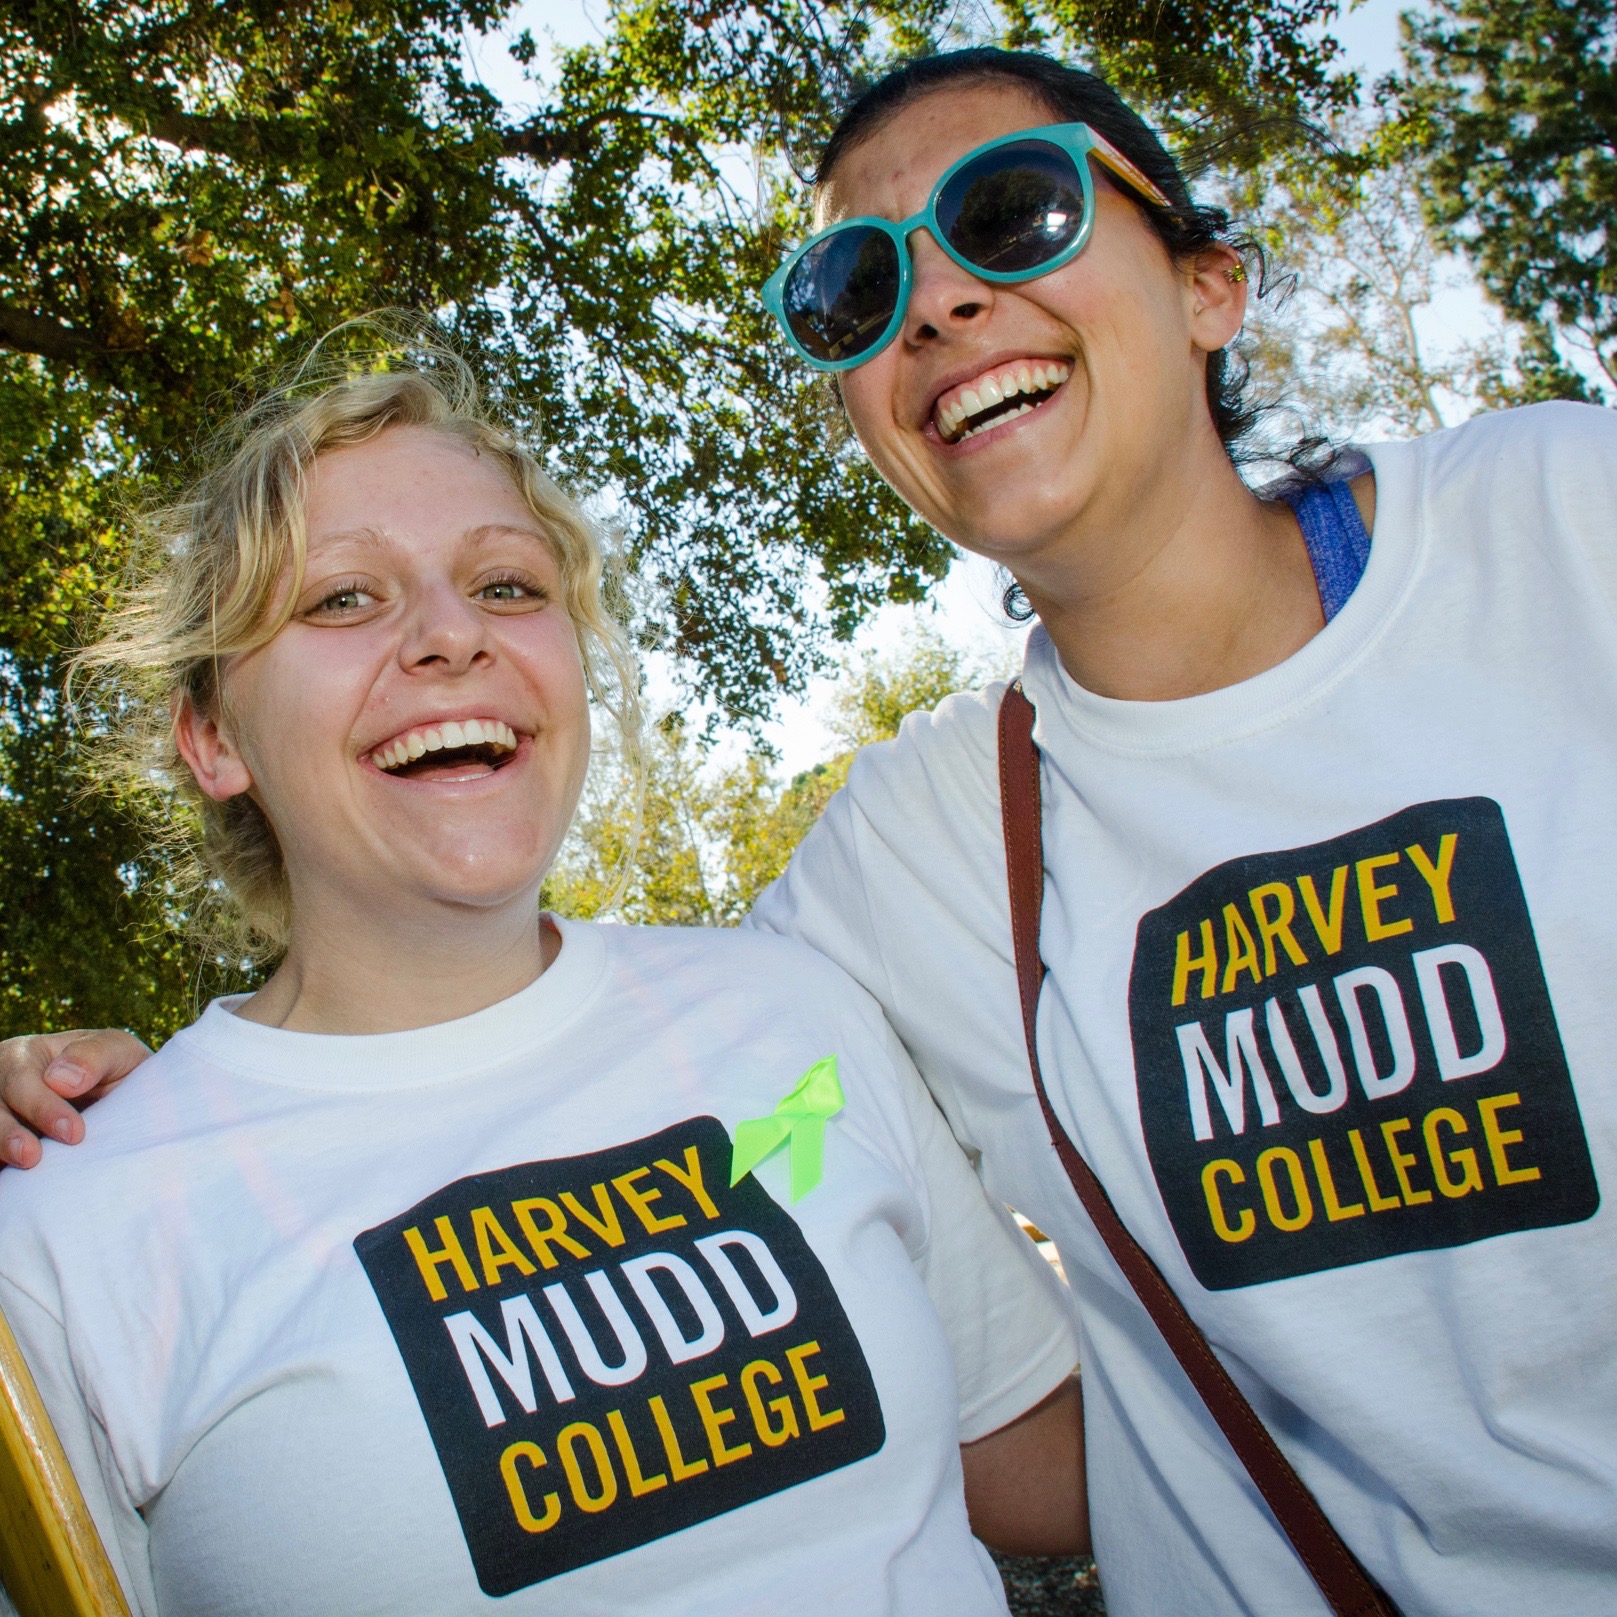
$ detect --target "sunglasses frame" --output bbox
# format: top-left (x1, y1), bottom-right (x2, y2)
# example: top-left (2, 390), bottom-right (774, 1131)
top-left (762, 122), bottom-right (1174, 372)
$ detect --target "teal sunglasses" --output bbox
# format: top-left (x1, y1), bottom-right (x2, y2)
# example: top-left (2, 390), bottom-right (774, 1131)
top-left (762, 122), bottom-right (1172, 372)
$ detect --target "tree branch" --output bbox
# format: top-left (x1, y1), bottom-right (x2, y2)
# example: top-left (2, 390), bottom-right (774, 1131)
top-left (0, 305), bottom-right (101, 362)
top-left (136, 104), bottom-right (303, 164)
top-left (502, 106), bottom-right (708, 169)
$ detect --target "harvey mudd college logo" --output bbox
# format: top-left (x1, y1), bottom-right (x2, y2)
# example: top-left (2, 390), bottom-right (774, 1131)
top-left (1130, 798), bottom-right (1598, 1291)
top-left (355, 1116), bottom-right (882, 1596)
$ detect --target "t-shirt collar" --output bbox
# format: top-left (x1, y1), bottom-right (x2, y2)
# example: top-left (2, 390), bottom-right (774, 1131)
top-left (1021, 438), bottom-right (1424, 759)
top-left (173, 915), bottom-right (610, 1092)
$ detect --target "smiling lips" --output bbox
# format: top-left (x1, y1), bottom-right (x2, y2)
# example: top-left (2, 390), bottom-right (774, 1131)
top-left (935, 359), bottom-right (1072, 444)
top-left (370, 717), bottom-right (519, 776)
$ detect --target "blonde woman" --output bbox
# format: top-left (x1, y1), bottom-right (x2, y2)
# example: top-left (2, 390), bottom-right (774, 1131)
top-left (0, 343), bottom-right (1083, 1616)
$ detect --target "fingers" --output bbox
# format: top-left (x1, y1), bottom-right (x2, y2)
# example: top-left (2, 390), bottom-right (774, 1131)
top-left (0, 1032), bottom-right (75, 1165)
top-left (0, 1113), bottom-right (45, 1169)
top-left (0, 1028), bottom-right (154, 1169)
top-left (41, 1027), bottom-right (154, 1101)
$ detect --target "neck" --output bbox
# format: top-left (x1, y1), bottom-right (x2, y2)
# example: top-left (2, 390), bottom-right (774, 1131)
top-left (236, 885), bottom-right (555, 1034)
top-left (1015, 439), bottom-right (1326, 703)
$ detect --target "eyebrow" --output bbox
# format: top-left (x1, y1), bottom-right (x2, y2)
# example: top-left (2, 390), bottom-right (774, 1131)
top-left (306, 522), bottom-right (552, 554)
top-left (464, 523), bottom-right (553, 547)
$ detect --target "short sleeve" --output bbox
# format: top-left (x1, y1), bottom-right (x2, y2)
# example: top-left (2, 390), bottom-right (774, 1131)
top-left (1410, 402), bottom-right (1617, 624)
top-left (747, 781), bottom-right (897, 1013)
top-left (1533, 403), bottom-right (1617, 619)
top-left (747, 684), bottom-right (1034, 1166)
top-left (0, 1277), bottom-right (155, 1617)
top-left (880, 1028), bottom-right (1079, 1443)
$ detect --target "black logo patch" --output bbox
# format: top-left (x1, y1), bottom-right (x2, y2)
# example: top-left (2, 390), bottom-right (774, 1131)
top-left (355, 1117), bottom-right (884, 1595)
top-left (1128, 799), bottom-right (1598, 1290)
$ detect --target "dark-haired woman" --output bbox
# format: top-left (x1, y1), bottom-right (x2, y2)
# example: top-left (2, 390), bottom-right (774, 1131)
top-left (4, 45), bottom-right (1615, 1617)
top-left (751, 49), bottom-right (1617, 1617)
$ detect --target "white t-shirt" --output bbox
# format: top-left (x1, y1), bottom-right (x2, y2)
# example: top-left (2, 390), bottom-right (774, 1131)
top-left (750, 403), bottom-right (1617, 1616)
top-left (0, 920), bottom-right (1078, 1617)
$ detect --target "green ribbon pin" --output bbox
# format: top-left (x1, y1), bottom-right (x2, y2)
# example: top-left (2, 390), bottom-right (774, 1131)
top-left (729, 1055), bottom-right (844, 1203)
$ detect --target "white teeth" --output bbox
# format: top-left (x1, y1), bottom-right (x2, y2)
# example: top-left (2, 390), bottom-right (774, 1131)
top-left (957, 401), bottom-right (1036, 442)
top-left (938, 360), bottom-right (1076, 442)
top-left (372, 719), bottom-right (520, 771)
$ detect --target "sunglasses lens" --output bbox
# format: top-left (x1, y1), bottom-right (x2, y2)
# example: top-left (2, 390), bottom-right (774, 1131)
top-left (782, 225), bottom-right (901, 364)
top-left (936, 140), bottom-right (1087, 275)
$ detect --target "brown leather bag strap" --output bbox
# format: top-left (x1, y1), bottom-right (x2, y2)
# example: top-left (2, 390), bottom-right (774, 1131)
top-left (997, 682), bottom-right (1398, 1617)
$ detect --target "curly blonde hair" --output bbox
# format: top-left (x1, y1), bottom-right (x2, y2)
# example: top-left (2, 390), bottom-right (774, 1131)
top-left (73, 320), bottom-right (643, 956)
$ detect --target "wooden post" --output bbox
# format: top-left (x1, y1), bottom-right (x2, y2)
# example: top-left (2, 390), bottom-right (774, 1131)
top-left (0, 1305), bottom-right (130, 1617)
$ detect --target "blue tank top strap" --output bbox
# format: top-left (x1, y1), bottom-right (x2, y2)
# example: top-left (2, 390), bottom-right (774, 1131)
top-left (1284, 478), bottom-right (1372, 622)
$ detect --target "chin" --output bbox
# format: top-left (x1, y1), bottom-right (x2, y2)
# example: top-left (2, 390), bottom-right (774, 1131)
top-left (404, 843), bottom-right (555, 911)
top-left (943, 494), bottom-right (1080, 562)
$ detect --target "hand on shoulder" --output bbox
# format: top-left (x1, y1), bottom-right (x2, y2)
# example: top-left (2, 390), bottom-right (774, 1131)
top-left (0, 1029), bottom-right (152, 1168)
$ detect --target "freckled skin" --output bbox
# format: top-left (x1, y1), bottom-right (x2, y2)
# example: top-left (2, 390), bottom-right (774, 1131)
top-left (826, 86), bottom-right (1229, 574)
top-left (175, 425), bottom-right (592, 1030)
top-left (824, 82), bottom-right (1330, 704)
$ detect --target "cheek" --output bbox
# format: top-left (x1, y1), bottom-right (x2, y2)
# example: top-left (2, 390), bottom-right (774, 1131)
top-left (508, 613), bottom-right (591, 734)
top-left (837, 365), bottom-right (883, 444)
top-left (837, 357), bottom-right (905, 464)
top-left (1046, 248), bottom-right (1188, 379)
top-left (226, 636), bottom-right (374, 788)
top-left (837, 363), bottom-right (944, 514)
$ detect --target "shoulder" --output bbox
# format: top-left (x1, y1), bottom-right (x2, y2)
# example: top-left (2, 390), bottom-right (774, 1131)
top-left (748, 677), bottom-right (1011, 953)
top-left (840, 677), bottom-right (1008, 828)
top-left (594, 919), bottom-right (884, 1019)
top-left (0, 1037), bottom-right (207, 1289)
top-left (1376, 402), bottom-right (1617, 509)
top-left (787, 675), bottom-right (1009, 887)
top-left (0, 1036), bottom-right (205, 1186)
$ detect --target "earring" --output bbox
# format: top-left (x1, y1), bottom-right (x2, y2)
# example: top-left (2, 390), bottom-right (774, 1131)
top-left (1224, 264), bottom-right (1248, 284)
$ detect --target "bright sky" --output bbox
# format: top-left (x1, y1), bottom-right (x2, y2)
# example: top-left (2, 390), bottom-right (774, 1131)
top-left (464, 1), bottom-right (1460, 773)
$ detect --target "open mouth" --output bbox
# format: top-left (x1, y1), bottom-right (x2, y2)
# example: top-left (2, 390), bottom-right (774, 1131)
top-left (369, 718), bottom-right (520, 782)
top-left (935, 359), bottom-right (1072, 445)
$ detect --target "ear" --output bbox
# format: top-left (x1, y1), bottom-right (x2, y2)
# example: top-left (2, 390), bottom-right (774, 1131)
top-left (1184, 243), bottom-right (1249, 355)
top-left (173, 693), bottom-right (254, 803)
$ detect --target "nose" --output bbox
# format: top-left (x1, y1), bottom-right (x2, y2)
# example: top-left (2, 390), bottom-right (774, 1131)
top-left (901, 229), bottom-right (994, 347)
top-left (398, 580), bottom-right (493, 675)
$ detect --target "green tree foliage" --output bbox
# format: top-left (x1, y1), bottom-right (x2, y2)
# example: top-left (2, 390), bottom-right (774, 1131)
top-left (1014, 0), bottom-right (1358, 149)
top-left (546, 629), bottom-right (998, 925)
top-left (1396, 0), bottom-right (1614, 400)
top-left (0, 0), bottom-right (1357, 1032)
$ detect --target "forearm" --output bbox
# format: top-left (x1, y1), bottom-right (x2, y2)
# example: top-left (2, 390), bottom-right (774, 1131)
top-left (960, 1373), bottom-right (1089, 1557)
